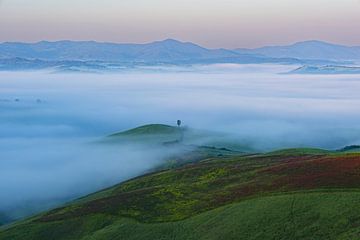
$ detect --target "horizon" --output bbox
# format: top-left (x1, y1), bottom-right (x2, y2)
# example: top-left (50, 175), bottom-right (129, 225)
top-left (1, 38), bottom-right (359, 50)
top-left (1, 0), bottom-right (359, 48)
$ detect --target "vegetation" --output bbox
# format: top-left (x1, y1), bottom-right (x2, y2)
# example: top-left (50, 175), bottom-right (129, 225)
top-left (338, 145), bottom-right (360, 153)
top-left (266, 147), bottom-right (331, 156)
top-left (110, 124), bottom-right (180, 137)
top-left (2, 124), bottom-right (360, 239)
top-left (4, 192), bottom-right (360, 240)
top-left (107, 124), bottom-right (254, 152)
top-left (2, 150), bottom-right (360, 239)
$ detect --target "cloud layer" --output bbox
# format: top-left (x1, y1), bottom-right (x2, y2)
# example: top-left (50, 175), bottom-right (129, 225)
top-left (1, 64), bottom-right (360, 221)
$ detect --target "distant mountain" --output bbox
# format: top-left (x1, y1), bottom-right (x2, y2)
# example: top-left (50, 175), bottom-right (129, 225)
top-left (0, 57), bottom-right (111, 72)
top-left (0, 39), bottom-right (244, 63)
top-left (235, 40), bottom-right (360, 61)
top-left (288, 65), bottom-right (360, 74)
top-left (0, 39), bottom-right (351, 71)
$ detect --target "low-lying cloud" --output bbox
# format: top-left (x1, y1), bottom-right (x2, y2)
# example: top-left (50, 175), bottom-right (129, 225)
top-left (1, 64), bottom-right (360, 222)
top-left (0, 138), bottom-right (181, 220)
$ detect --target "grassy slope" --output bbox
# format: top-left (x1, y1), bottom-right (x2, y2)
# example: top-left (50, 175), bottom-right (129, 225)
top-left (339, 145), bottom-right (360, 153)
top-left (2, 124), bottom-right (360, 239)
top-left (266, 147), bottom-right (331, 156)
top-left (3, 191), bottom-right (360, 240)
top-left (2, 150), bottom-right (360, 239)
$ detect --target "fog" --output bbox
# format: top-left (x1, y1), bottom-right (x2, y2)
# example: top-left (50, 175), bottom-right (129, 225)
top-left (1, 64), bottom-right (360, 222)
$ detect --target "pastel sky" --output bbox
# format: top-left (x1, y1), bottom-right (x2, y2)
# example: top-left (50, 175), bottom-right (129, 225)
top-left (0, 0), bottom-right (359, 48)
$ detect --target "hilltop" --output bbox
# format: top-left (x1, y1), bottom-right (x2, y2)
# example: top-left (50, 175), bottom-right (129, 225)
top-left (106, 124), bottom-right (253, 152)
top-left (110, 124), bottom-right (180, 137)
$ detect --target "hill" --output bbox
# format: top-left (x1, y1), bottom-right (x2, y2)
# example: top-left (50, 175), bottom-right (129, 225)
top-left (338, 145), bottom-right (360, 153)
top-left (0, 39), bottom-right (264, 64)
top-left (106, 124), bottom-right (253, 153)
top-left (0, 39), bottom-right (238, 62)
top-left (288, 65), bottom-right (360, 75)
top-left (235, 40), bottom-right (360, 61)
top-left (106, 124), bottom-right (188, 146)
top-left (0, 214), bottom-right (10, 227)
top-left (110, 124), bottom-right (180, 137)
top-left (0, 39), bottom-right (342, 71)
top-left (1, 142), bottom-right (360, 239)
top-left (265, 147), bottom-right (331, 156)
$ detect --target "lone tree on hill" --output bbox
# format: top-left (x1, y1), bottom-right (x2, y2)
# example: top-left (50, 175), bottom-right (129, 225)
top-left (177, 120), bottom-right (184, 142)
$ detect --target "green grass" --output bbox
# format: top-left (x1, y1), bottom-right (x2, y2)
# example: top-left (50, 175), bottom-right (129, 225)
top-left (2, 124), bottom-right (360, 239)
top-left (266, 148), bottom-right (331, 156)
top-left (267, 147), bottom-right (360, 156)
top-left (338, 145), bottom-right (360, 153)
top-left (106, 124), bottom-right (184, 145)
top-left (3, 192), bottom-right (360, 240)
top-left (110, 124), bottom-right (181, 137)
top-left (2, 150), bottom-right (360, 239)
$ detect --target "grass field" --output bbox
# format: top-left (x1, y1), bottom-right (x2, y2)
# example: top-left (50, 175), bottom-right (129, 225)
top-left (1, 124), bottom-right (360, 239)
top-left (3, 191), bottom-right (360, 240)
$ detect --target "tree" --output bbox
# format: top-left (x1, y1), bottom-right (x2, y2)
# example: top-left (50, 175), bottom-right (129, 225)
top-left (177, 120), bottom-right (183, 142)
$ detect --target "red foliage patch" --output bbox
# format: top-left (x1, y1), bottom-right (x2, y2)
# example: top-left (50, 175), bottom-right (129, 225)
top-left (265, 155), bottom-right (360, 189)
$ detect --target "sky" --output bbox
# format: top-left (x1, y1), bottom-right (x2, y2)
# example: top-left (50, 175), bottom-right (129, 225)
top-left (0, 0), bottom-right (360, 48)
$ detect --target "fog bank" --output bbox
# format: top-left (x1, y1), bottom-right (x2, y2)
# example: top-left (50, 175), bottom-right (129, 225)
top-left (1, 64), bottom-right (360, 222)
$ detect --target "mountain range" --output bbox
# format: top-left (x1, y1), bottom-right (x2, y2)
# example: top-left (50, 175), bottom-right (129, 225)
top-left (0, 39), bottom-right (239, 62)
top-left (0, 39), bottom-right (359, 70)
top-left (235, 40), bottom-right (360, 61)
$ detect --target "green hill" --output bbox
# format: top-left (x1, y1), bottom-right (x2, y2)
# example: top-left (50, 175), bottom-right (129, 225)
top-left (338, 145), bottom-right (360, 153)
top-left (266, 147), bottom-right (331, 156)
top-left (107, 124), bottom-right (183, 145)
top-left (107, 124), bottom-right (254, 152)
top-left (0, 214), bottom-right (10, 227)
top-left (2, 143), bottom-right (360, 239)
top-left (110, 124), bottom-right (181, 137)
top-left (3, 192), bottom-right (360, 240)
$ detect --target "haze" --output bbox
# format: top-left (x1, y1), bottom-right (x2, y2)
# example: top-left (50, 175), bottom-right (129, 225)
top-left (0, 0), bottom-right (360, 48)
top-left (1, 64), bottom-right (360, 221)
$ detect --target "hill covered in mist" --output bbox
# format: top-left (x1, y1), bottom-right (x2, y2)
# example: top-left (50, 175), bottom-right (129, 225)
top-left (235, 40), bottom-right (360, 61)
top-left (1, 124), bottom-right (360, 239)
top-left (288, 65), bottom-right (360, 74)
